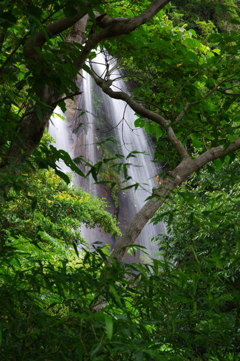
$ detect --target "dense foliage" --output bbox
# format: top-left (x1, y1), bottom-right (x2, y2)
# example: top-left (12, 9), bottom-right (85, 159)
top-left (2, 161), bottom-right (240, 360)
top-left (1, 0), bottom-right (240, 360)
top-left (0, 155), bottom-right (122, 360)
top-left (103, 7), bottom-right (240, 168)
top-left (170, 0), bottom-right (240, 32)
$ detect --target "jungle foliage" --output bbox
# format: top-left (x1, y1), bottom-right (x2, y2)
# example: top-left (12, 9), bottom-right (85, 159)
top-left (1, 0), bottom-right (240, 360)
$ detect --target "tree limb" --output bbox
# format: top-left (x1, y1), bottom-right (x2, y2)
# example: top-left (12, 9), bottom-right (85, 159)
top-left (111, 137), bottom-right (240, 261)
top-left (51, 91), bottom-right (83, 106)
top-left (2, 1), bottom-right (172, 173)
top-left (174, 103), bottom-right (190, 123)
top-left (23, 8), bottom-right (88, 60)
top-left (174, 74), bottom-right (240, 123)
top-left (217, 89), bottom-right (240, 96)
top-left (91, 70), bottom-right (189, 160)
top-left (95, 0), bottom-right (170, 29)
top-left (73, 0), bottom-right (171, 71)
top-left (0, 33), bottom-right (29, 75)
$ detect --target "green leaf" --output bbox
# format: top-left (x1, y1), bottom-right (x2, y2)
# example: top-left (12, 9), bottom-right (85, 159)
top-left (206, 164), bottom-right (215, 174)
top-left (121, 183), bottom-right (139, 191)
top-left (168, 212), bottom-right (174, 225)
top-left (213, 158), bottom-right (223, 171)
top-left (145, 122), bottom-right (156, 134)
top-left (10, 257), bottom-right (21, 268)
top-left (192, 301), bottom-right (197, 315)
top-left (121, 244), bottom-right (147, 250)
top-left (72, 242), bottom-right (79, 257)
top-left (105, 315), bottom-right (113, 340)
top-left (54, 112), bottom-right (65, 120)
top-left (82, 64), bottom-right (91, 74)
top-left (188, 29), bottom-right (197, 37)
top-left (191, 134), bottom-right (203, 148)
top-left (90, 344), bottom-right (102, 358)
top-left (73, 123), bottom-right (83, 133)
top-left (58, 101), bottom-right (67, 112)
top-left (55, 169), bottom-right (70, 184)
top-left (77, 345), bottom-right (83, 361)
top-left (110, 285), bottom-right (122, 307)
top-left (24, 5), bottom-right (42, 18)
top-left (230, 19), bottom-right (240, 25)
top-left (145, 350), bottom-right (168, 360)
top-left (134, 118), bottom-right (145, 128)
top-left (126, 150), bottom-right (145, 159)
top-left (135, 351), bottom-right (143, 361)
top-left (212, 48), bottom-right (221, 55)
top-left (156, 128), bottom-right (163, 140)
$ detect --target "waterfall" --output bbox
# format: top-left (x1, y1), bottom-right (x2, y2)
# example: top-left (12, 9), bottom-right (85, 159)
top-left (49, 51), bottom-right (165, 261)
top-left (85, 52), bottom-right (166, 260)
top-left (48, 108), bottom-right (74, 175)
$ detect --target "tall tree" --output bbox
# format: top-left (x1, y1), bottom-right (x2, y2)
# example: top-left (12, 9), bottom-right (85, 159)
top-left (2, 2), bottom-right (240, 359)
top-left (1, 0), bottom-right (240, 260)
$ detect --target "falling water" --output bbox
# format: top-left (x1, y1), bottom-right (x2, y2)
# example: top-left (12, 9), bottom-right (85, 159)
top-left (49, 51), bottom-right (166, 261)
top-left (81, 51), bottom-right (166, 260)
top-left (48, 108), bottom-right (74, 175)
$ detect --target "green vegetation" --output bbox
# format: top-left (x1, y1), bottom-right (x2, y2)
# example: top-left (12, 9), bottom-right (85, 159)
top-left (152, 159), bottom-right (240, 360)
top-left (1, 0), bottom-right (240, 360)
top-left (170, 0), bottom-right (240, 32)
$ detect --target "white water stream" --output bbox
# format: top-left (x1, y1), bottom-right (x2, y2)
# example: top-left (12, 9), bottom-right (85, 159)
top-left (49, 51), bottom-right (165, 261)
top-left (48, 109), bottom-right (73, 175)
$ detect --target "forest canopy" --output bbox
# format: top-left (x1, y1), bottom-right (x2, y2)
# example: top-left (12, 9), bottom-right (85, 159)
top-left (1, 0), bottom-right (240, 360)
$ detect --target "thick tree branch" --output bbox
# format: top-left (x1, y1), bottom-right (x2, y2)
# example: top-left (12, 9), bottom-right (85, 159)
top-left (23, 0), bottom-right (170, 63)
top-left (91, 70), bottom-right (189, 160)
top-left (23, 8), bottom-right (88, 60)
top-left (73, 0), bottom-right (171, 71)
top-left (196, 137), bottom-right (240, 166)
top-left (3, 1), bottom-right (172, 173)
top-left (96, 0), bottom-right (170, 29)
top-left (111, 137), bottom-right (240, 261)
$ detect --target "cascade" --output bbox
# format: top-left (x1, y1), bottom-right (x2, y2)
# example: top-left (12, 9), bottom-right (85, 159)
top-left (49, 51), bottom-right (165, 261)
top-left (48, 109), bottom-right (74, 175)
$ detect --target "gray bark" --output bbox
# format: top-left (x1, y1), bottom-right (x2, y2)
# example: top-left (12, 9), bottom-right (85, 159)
top-left (3, 0), bottom-right (240, 266)
top-left (90, 66), bottom-right (240, 261)
top-left (111, 140), bottom-right (240, 260)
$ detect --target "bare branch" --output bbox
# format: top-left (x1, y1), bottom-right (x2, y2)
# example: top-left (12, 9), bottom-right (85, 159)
top-left (111, 137), bottom-right (240, 261)
top-left (96, 0), bottom-right (170, 29)
top-left (174, 103), bottom-right (191, 123)
top-left (3, 0), bottom-right (173, 175)
top-left (217, 89), bottom-right (240, 96)
top-left (51, 91), bottom-right (83, 106)
top-left (174, 74), bottom-right (240, 123)
top-left (0, 33), bottom-right (29, 75)
top-left (73, 0), bottom-right (171, 71)
top-left (91, 70), bottom-right (190, 160)
top-left (23, 8), bottom-right (88, 60)
top-left (195, 137), bottom-right (240, 168)
top-left (171, 70), bottom-right (201, 120)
